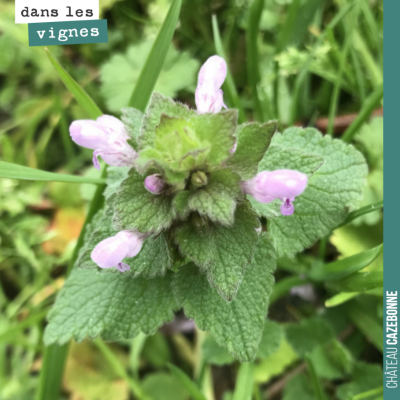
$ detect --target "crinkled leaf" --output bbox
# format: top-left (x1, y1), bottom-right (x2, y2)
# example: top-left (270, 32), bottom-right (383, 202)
top-left (285, 317), bottom-right (335, 357)
top-left (226, 121), bottom-right (277, 179)
top-left (75, 210), bottom-right (171, 278)
top-left (175, 202), bottom-right (260, 300)
top-left (173, 233), bottom-right (276, 361)
top-left (187, 169), bottom-right (242, 225)
top-left (121, 107), bottom-right (143, 152)
top-left (100, 41), bottom-right (199, 112)
top-left (268, 128), bottom-right (367, 257)
top-left (112, 168), bottom-right (176, 234)
top-left (44, 271), bottom-right (177, 345)
top-left (172, 191), bottom-right (191, 219)
top-left (103, 166), bottom-right (130, 200)
top-left (138, 92), bottom-right (195, 150)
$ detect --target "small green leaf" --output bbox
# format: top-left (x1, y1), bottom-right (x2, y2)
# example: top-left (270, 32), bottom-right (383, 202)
top-left (0, 161), bottom-right (105, 184)
top-left (283, 374), bottom-right (315, 400)
top-left (142, 372), bottom-right (190, 400)
top-left (227, 121), bottom-right (277, 179)
top-left (173, 234), bottom-right (276, 361)
top-left (268, 127), bottom-right (367, 257)
top-left (46, 48), bottom-right (102, 119)
top-left (139, 92), bottom-right (195, 150)
top-left (173, 191), bottom-right (192, 219)
top-left (309, 244), bottom-right (383, 281)
top-left (112, 168), bottom-right (176, 234)
top-left (128, 0), bottom-right (184, 112)
top-left (286, 318), bottom-right (335, 357)
top-left (121, 108), bottom-right (143, 152)
top-left (104, 166), bottom-right (130, 200)
top-left (175, 203), bottom-right (259, 300)
top-left (257, 320), bottom-right (284, 359)
top-left (202, 337), bottom-right (235, 365)
top-left (44, 270), bottom-right (177, 345)
top-left (187, 169), bottom-right (242, 225)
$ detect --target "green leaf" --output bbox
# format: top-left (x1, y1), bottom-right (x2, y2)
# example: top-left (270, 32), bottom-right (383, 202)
top-left (121, 108), bottom-right (144, 152)
top-left (142, 372), bottom-right (190, 400)
top-left (268, 127), bottom-right (367, 257)
top-left (76, 210), bottom-right (172, 278)
top-left (309, 339), bottom-right (353, 380)
top-left (226, 121), bottom-right (277, 180)
top-left (138, 92), bottom-right (195, 150)
top-left (100, 40), bottom-right (198, 113)
top-left (103, 166), bottom-right (130, 200)
top-left (336, 362), bottom-right (382, 400)
top-left (283, 374), bottom-right (315, 400)
top-left (167, 364), bottom-right (207, 400)
top-left (309, 244), bottom-right (383, 281)
top-left (328, 271), bottom-right (383, 293)
top-left (45, 48), bottom-right (102, 119)
top-left (187, 169), bottom-right (242, 225)
top-left (173, 191), bottom-right (192, 219)
top-left (112, 168), bottom-right (176, 234)
top-left (304, 354), bottom-right (326, 400)
top-left (286, 318), bottom-right (335, 357)
top-left (257, 320), bottom-right (284, 359)
top-left (44, 270), bottom-right (177, 345)
top-left (0, 161), bottom-right (105, 184)
top-left (232, 362), bottom-right (254, 400)
top-left (202, 320), bottom-right (283, 365)
top-left (128, 0), bottom-right (184, 112)
top-left (173, 233), bottom-right (276, 361)
top-left (174, 203), bottom-right (259, 301)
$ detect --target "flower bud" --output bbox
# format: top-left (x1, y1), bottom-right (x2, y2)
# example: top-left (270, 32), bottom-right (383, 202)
top-left (195, 55), bottom-right (228, 114)
top-left (91, 230), bottom-right (143, 272)
top-left (191, 171), bottom-right (208, 187)
top-left (242, 169), bottom-right (308, 216)
top-left (69, 115), bottom-right (137, 170)
top-left (144, 174), bottom-right (166, 194)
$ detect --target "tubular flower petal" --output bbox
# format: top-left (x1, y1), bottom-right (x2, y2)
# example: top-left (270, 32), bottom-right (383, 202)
top-left (91, 230), bottom-right (143, 271)
top-left (69, 115), bottom-right (137, 170)
top-left (144, 174), bottom-right (166, 194)
top-left (241, 169), bottom-right (308, 216)
top-left (195, 55), bottom-right (228, 114)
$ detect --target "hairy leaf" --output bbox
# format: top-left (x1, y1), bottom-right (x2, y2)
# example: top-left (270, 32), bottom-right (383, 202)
top-left (175, 203), bottom-right (259, 300)
top-left (173, 234), bottom-right (276, 361)
top-left (267, 128), bottom-right (367, 257)
top-left (187, 169), bottom-right (242, 225)
top-left (112, 168), bottom-right (176, 234)
top-left (226, 121), bottom-right (277, 179)
top-left (44, 271), bottom-right (177, 345)
top-left (121, 107), bottom-right (143, 152)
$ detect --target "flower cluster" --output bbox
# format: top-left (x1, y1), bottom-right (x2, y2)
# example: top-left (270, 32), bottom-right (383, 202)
top-left (69, 56), bottom-right (308, 272)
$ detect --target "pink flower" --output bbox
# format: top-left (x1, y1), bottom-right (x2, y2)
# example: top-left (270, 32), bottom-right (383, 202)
top-left (195, 55), bottom-right (228, 114)
top-left (144, 174), bottom-right (166, 194)
top-left (242, 169), bottom-right (308, 216)
top-left (91, 230), bottom-right (143, 272)
top-left (69, 115), bottom-right (137, 170)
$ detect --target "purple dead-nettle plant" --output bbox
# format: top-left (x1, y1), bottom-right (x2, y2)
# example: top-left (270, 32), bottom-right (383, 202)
top-left (46, 55), bottom-right (367, 363)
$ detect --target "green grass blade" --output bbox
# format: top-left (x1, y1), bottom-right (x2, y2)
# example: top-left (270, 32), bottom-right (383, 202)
top-left (352, 386), bottom-right (383, 400)
top-left (246, 0), bottom-right (265, 122)
top-left (0, 161), bottom-right (105, 184)
top-left (346, 300), bottom-right (383, 352)
top-left (338, 200), bottom-right (383, 227)
top-left (167, 363), bottom-right (207, 400)
top-left (309, 244), bottom-right (383, 281)
top-left (328, 271), bottom-right (383, 293)
top-left (342, 83), bottom-right (383, 142)
top-left (94, 339), bottom-right (150, 400)
top-left (35, 166), bottom-right (107, 400)
top-left (129, 0), bottom-right (182, 112)
top-left (269, 276), bottom-right (307, 305)
top-left (325, 292), bottom-right (360, 308)
top-left (233, 362), bottom-right (254, 400)
top-left (212, 14), bottom-right (246, 123)
top-left (45, 49), bottom-right (102, 119)
top-left (305, 354), bottom-right (325, 400)
top-left (35, 344), bottom-right (69, 400)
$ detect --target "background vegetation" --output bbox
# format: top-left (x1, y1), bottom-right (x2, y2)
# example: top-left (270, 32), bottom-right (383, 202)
top-left (0, 0), bottom-right (383, 399)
